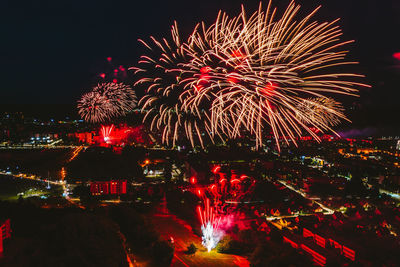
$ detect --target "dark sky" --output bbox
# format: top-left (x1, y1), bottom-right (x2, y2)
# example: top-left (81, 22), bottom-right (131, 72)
top-left (1, 0), bottom-right (400, 132)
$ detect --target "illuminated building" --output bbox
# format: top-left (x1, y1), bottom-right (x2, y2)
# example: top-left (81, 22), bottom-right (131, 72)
top-left (90, 180), bottom-right (127, 196)
top-left (282, 228), bottom-right (356, 266)
top-left (67, 132), bottom-right (94, 144)
top-left (0, 219), bottom-right (11, 256)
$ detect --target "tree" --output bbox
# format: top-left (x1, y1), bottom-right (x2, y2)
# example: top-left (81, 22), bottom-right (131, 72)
top-left (185, 243), bottom-right (198, 255)
top-left (163, 162), bottom-right (172, 182)
top-left (152, 240), bottom-right (174, 266)
top-left (216, 235), bottom-right (246, 254)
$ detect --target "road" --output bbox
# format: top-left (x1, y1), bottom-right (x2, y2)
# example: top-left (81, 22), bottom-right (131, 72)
top-left (0, 144), bottom-right (81, 149)
top-left (148, 212), bottom-right (249, 267)
top-left (0, 170), bottom-right (85, 209)
top-left (276, 179), bottom-right (335, 215)
top-left (0, 170), bottom-right (64, 185)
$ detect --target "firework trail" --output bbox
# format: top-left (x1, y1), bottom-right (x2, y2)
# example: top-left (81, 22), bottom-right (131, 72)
top-left (296, 97), bottom-right (346, 128)
top-left (134, 1), bottom-right (368, 150)
top-left (77, 82), bottom-right (137, 123)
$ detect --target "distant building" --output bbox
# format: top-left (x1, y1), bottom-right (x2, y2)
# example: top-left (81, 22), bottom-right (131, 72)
top-left (90, 180), bottom-right (127, 196)
top-left (68, 132), bottom-right (94, 144)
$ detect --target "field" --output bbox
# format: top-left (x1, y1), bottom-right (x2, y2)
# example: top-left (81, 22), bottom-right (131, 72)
top-left (0, 174), bottom-right (62, 201)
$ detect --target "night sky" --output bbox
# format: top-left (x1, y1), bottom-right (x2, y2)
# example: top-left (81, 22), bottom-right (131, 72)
top-left (1, 0), bottom-right (400, 133)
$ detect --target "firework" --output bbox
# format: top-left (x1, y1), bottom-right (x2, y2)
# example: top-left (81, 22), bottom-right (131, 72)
top-left (197, 198), bottom-right (222, 252)
top-left (77, 82), bottom-right (137, 123)
top-left (134, 1), bottom-right (368, 149)
top-left (296, 97), bottom-right (346, 129)
top-left (100, 125), bottom-right (114, 143)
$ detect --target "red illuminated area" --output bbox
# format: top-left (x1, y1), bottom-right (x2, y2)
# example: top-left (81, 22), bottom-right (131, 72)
top-left (68, 132), bottom-right (94, 144)
top-left (258, 81), bottom-right (276, 96)
top-left (194, 66), bottom-right (212, 91)
top-left (393, 52), bottom-right (400, 60)
top-left (68, 125), bottom-right (151, 147)
top-left (190, 176), bottom-right (197, 184)
top-left (227, 73), bottom-right (239, 84)
top-left (90, 180), bottom-right (127, 196)
top-left (0, 219), bottom-right (11, 256)
top-left (230, 49), bottom-right (246, 59)
top-left (283, 228), bottom-right (356, 266)
top-left (96, 125), bottom-right (150, 147)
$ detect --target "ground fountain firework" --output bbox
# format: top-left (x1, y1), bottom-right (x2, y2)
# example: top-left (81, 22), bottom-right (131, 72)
top-left (197, 198), bottom-right (223, 252)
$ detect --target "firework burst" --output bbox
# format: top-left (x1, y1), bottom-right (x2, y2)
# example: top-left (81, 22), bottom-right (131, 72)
top-left (134, 1), bottom-right (368, 149)
top-left (78, 82), bottom-right (137, 123)
top-left (296, 97), bottom-right (346, 129)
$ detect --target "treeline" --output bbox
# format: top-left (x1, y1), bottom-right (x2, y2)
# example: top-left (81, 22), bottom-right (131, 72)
top-left (216, 228), bottom-right (312, 267)
top-left (66, 147), bottom-right (144, 182)
top-left (0, 201), bottom-right (174, 267)
top-left (0, 201), bottom-right (128, 267)
top-left (110, 205), bottom-right (174, 266)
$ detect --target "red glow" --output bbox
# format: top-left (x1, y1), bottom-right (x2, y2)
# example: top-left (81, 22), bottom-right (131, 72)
top-left (310, 127), bottom-right (321, 134)
top-left (197, 189), bottom-right (203, 196)
top-left (231, 178), bottom-right (240, 184)
top-left (112, 79), bottom-right (118, 83)
top-left (303, 228), bottom-right (314, 238)
top-left (240, 175), bottom-right (248, 180)
top-left (101, 125), bottom-right (114, 144)
top-left (114, 69), bottom-right (119, 73)
top-left (200, 74), bottom-right (210, 82)
top-left (283, 236), bottom-right (298, 249)
top-left (231, 49), bottom-right (245, 59)
top-left (197, 197), bottom-right (222, 252)
top-left (194, 84), bottom-right (203, 91)
top-left (99, 73), bottom-right (106, 79)
top-left (343, 246), bottom-right (356, 261)
top-left (119, 65), bottom-right (126, 71)
top-left (314, 234), bottom-right (326, 248)
top-left (190, 176), bottom-right (197, 184)
top-left (301, 244), bottom-right (326, 266)
top-left (259, 81), bottom-right (276, 96)
top-left (197, 206), bottom-right (203, 225)
top-left (90, 180), bottom-right (127, 195)
top-left (0, 219), bottom-right (11, 255)
top-left (212, 166), bottom-right (221, 174)
top-left (200, 66), bottom-right (212, 74)
top-left (107, 57), bottom-right (112, 62)
top-left (195, 69), bottom-right (211, 91)
top-left (393, 52), bottom-right (400, 60)
top-left (227, 76), bottom-right (238, 84)
top-left (219, 178), bottom-right (227, 184)
top-left (95, 125), bottom-right (150, 146)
